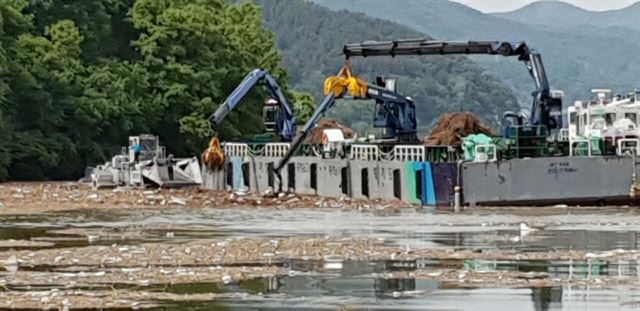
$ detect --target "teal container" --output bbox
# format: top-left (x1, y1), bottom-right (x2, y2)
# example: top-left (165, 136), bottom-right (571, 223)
top-left (409, 162), bottom-right (436, 206)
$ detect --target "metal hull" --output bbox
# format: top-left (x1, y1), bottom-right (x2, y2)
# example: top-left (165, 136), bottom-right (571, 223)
top-left (202, 154), bottom-right (640, 208)
top-left (461, 156), bottom-right (638, 206)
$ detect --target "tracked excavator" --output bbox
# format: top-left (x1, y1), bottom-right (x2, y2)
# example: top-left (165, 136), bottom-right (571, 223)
top-left (202, 69), bottom-right (297, 170)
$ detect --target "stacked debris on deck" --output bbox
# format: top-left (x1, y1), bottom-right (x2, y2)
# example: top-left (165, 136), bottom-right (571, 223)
top-left (425, 112), bottom-right (493, 146)
top-left (305, 118), bottom-right (356, 144)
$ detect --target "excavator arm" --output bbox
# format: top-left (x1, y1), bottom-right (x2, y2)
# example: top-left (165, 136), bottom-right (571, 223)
top-left (272, 77), bottom-right (417, 190)
top-left (208, 68), bottom-right (297, 141)
top-left (343, 39), bottom-right (563, 131)
top-left (272, 93), bottom-right (337, 189)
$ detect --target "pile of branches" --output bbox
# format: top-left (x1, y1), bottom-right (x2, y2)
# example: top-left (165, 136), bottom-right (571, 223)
top-left (424, 112), bottom-right (493, 146)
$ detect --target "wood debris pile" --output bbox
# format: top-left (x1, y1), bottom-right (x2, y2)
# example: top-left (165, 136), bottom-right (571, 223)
top-left (305, 118), bottom-right (355, 144)
top-left (425, 112), bottom-right (493, 146)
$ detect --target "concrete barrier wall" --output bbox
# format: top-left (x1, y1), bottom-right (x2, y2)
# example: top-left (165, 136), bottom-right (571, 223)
top-left (432, 163), bottom-right (457, 208)
top-left (202, 158), bottom-right (449, 205)
top-left (461, 156), bottom-right (635, 205)
top-left (349, 161), bottom-right (420, 202)
top-left (202, 155), bottom-right (640, 207)
top-left (290, 157), bottom-right (318, 196)
top-left (246, 157), bottom-right (273, 194)
top-left (201, 165), bottom-right (225, 191)
top-left (315, 159), bottom-right (349, 198)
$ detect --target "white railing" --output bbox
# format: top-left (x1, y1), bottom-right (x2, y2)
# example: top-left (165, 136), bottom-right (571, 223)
top-left (265, 143), bottom-right (290, 157)
top-left (474, 144), bottom-right (497, 162)
top-left (557, 129), bottom-right (570, 142)
top-left (393, 146), bottom-right (425, 162)
top-left (223, 143), bottom-right (249, 157)
top-left (617, 138), bottom-right (640, 156)
top-left (350, 145), bottom-right (380, 161)
top-left (569, 138), bottom-right (592, 157)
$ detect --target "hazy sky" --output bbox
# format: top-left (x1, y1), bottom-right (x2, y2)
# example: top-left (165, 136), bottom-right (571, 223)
top-left (449, 0), bottom-right (638, 13)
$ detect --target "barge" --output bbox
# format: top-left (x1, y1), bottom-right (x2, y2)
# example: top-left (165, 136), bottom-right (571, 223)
top-left (201, 141), bottom-right (640, 209)
top-left (202, 88), bottom-right (640, 209)
top-left (200, 39), bottom-right (640, 209)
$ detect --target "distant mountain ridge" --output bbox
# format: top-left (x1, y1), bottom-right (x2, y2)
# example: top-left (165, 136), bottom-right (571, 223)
top-left (494, 1), bottom-right (640, 30)
top-left (311, 0), bottom-right (640, 105)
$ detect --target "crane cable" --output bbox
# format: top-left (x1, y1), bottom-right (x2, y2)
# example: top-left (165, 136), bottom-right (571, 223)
top-left (323, 61), bottom-right (367, 97)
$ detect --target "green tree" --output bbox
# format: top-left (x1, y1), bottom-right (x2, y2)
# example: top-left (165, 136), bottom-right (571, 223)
top-left (27, 0), bottom-right (137, 62)
top-left (129, 0), bottom-right (287, 152)
top-left (4, 20), bottom-right (86, 179)
top-left (0, 0), bottom-right (296, 181)
top-left (288, 90), bottom-right (315, 125)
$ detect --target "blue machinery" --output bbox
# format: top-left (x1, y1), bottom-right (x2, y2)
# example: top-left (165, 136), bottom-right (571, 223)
top-left (272, 81), bottom-right (418, 188)
top-left (343, 39), bottom-right (562, 131)
top-left (220, 40), bottom-right (561, 191)
top-left (342, 39), bottom-right (563, 131)
top-left (208, 69), bottom-right (297, 141)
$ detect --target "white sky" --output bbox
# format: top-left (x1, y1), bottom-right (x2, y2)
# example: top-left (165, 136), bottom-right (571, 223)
top-left (449, 0), bottom-right (638, 13)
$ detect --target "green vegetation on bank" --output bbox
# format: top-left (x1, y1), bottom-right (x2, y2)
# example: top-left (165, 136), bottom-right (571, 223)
top-left (0, 0), bottom-right (302, 181)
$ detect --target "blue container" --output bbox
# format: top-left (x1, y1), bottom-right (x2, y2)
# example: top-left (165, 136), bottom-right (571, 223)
top-left (412, 162), bottom-right (436, 206)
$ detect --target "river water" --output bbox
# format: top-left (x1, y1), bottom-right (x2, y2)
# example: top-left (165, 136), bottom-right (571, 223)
top-left (2, 206), bottom-right (640, 310)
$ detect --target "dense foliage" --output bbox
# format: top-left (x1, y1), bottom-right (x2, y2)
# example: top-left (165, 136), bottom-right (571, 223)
top-left (0, 0), bottom-right (298, 181)
top-left (259, 0), bottom-right (518, 135)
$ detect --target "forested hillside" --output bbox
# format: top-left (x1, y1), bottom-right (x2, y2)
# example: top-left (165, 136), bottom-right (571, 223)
top-left (0, 0), bottom-right (518, 181)
top-left (0, 0), bottom-right (297, 181)
top-left (312, 0), bottom-right (640, 105)
top-left (259, 0), bottom-right (517, 134)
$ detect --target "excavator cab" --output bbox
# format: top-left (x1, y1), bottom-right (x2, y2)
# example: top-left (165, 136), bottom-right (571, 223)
top-left (263, 98), bottom-right (279, 134)
top-left (545, 90), bottom-right (564, 130)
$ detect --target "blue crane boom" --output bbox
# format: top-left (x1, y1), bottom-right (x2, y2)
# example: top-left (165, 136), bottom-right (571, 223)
top-left (209, 68), bottom-right (297, 141)
top-left (342, 39), bottom-right (563, 131)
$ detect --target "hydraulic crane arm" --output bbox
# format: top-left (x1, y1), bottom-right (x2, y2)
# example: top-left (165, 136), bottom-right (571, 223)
top-left (343, 40), bottom-right (527, 58)
top-left (273, 93), bottom-right (337, 187)
top-left (272, 80), bottom-right (417, 190)
top-left (343, 39), bottom-right (562, 130)
top-left (208, 68), bottom-right (297, 141)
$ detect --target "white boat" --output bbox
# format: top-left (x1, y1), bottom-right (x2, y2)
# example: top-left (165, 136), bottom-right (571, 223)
top-left (565, 89), bottom-right (640, 155)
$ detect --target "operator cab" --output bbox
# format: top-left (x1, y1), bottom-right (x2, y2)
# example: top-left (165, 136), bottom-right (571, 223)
top-left (125, 134), bottom-right (164, 163)
top-left (546, 90), bottom-right (564, 129)
top-left (263, 98), bottom-right (279, 134)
